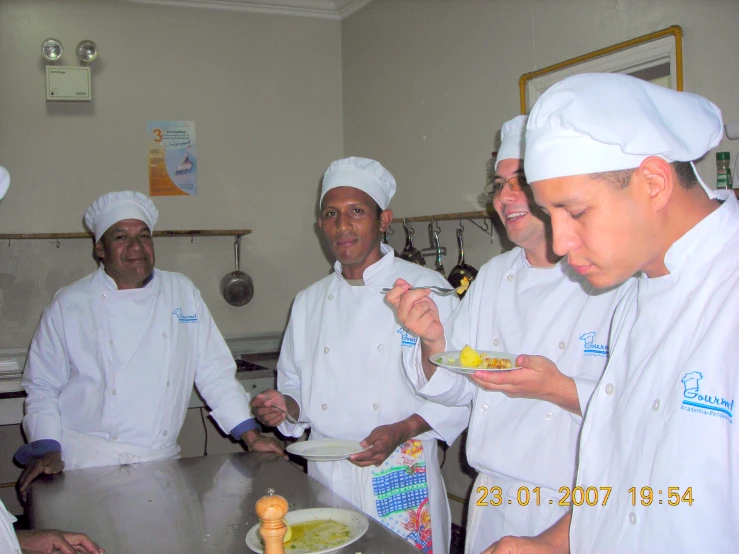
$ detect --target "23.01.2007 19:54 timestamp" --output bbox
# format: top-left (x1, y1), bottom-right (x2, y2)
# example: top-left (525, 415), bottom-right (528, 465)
top-left (475, 486), bottom-right (694, 507)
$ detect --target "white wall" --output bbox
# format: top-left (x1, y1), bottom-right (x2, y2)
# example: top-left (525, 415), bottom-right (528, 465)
top-left (0, 0), bottom-right (344, 348)
top-left (341, 0), bottom-right (739, 523)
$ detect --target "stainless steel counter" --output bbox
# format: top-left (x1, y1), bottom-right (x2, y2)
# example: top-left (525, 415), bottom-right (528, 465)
top-left (27, 452), bottom-right (421, 554)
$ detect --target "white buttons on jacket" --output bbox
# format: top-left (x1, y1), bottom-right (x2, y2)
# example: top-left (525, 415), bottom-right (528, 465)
top-left (605, 383), bottom-right (615, 395)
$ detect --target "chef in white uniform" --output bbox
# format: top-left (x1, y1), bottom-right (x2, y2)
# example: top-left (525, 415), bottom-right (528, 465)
top-left (252, 157), bottom-right (470, 554)
top-left (17, 190), bottom-right (282, 497)
top-left (387, 115), bottom-right (633, 554)
top-left (0, 165), bottom-right (103, 554)
top-left (485, 75), bottom-right (738, 554)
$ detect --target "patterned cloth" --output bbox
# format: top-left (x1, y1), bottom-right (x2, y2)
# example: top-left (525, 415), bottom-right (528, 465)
top-left (372, 440), bottom-right (433, 553)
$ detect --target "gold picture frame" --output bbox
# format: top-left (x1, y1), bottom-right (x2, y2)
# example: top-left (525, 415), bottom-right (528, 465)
top-left (519, 25), bottom-right (683, 114)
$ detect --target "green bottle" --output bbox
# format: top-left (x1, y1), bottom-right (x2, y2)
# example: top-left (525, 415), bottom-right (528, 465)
top-left (716, 152), bottom-right (732, 189)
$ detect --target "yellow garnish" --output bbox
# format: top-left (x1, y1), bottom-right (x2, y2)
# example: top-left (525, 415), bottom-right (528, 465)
top-left (455, 276), bottom-right (470, 295)
top-left (459, 345), bottom-right (483, 367)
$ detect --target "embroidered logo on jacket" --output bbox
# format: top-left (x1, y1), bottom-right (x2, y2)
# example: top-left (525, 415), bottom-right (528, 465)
top-left (579, 332), bottom-right (608, 357)
top-left (397, 327), bottom-right (418, 347)
top-left (681, 371), bottom-right (733, 423)
top-left (172, 308), bottom-right (198, 323)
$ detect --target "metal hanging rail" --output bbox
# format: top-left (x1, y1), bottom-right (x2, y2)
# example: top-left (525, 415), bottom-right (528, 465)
top-left (0, 229), bottom-right (252, 240)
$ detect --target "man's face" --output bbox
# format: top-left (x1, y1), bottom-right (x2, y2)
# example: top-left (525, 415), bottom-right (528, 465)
top-left (94, 218), bottom-right (156, 289)
top-left (531, 172), bottom-right (657, 289)
top-left (492, 158), bottom-right (548, 251)
top-left (318, 186), bottom-right (391, 277)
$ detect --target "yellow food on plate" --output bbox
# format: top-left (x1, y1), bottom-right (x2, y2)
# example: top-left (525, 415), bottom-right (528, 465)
top-left (283, 519), bottom-right (293, 543)
top-left (479, 356), bottom-right (513, 369)
top-left (459, 345), bottom-right (483, 367)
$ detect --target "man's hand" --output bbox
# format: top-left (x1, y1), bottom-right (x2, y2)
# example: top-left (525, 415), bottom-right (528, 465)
top-left (470, 355), bottom-right (581, 415)
top-left (482, 535), bottom-right (555, 554)
top-left (482, 512), bottom-right (571, 554)
top-left (16, 529), bottom-right (104, 554)
top-left (349, 414), bottom-right (430, 467)
top-left (251, 389), bottom-right (296, 427)
top-left (385, 279), bottom-right (445, 346)
top-left (241, 429), bottom-right (287, 459)
top-left (349, 423), bottom-right (407, 467)
top-left (18, 451), bottom-right (64, 502)
top-left (385, 278), bottom-right (448, 380)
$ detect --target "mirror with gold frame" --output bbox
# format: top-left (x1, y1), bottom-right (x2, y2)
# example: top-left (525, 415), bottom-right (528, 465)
top-left (519, 25), bottom-right (683, 113)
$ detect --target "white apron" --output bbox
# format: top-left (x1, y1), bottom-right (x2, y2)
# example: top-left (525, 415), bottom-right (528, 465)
top-left (309, 435), bottom-right (440, 553)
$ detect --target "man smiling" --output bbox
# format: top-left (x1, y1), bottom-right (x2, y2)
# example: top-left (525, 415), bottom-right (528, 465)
top-left (252, 157), bottom-right (470, 553)
top-left (17, 191), bottom-right (281, 497)
top-left (487, 74), bottom-right (738, 553)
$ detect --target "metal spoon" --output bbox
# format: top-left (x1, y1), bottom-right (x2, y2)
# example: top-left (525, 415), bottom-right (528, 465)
top-left (271, 405), bottom-right (299, 424)
top-left (380, 286), bottom-right (456, 295)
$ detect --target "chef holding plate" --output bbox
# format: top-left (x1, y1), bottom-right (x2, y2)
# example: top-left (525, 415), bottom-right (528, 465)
top-left (386, 115), bottom-right (634, 554)
top-left (252, 157), bottom-right (470, 554)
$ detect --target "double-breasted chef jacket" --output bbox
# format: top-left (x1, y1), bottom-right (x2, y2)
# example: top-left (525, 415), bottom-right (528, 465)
top-left (20, 267), bottom-right (255, 469)
top-left (277, 244), bottom-right (471, 553)
top-left (571, 189), bottom-right (739, 553)
top-left (403, 247), bottom-right (633, 552)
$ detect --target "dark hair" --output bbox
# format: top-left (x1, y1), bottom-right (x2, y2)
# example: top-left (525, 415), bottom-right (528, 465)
top-left (375, 203), bottom-right (383, 219)
top-left (590, 161), bottom-right (698, 190)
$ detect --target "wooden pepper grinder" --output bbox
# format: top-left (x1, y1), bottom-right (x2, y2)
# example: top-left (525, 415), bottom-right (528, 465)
top-left (256, 488), bottom-right (288, 554)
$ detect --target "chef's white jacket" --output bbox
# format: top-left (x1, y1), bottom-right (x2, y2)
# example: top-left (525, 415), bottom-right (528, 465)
top-left (276, 244), bottom-right (471, 552)
top-left (405, 247), bottom-right (632, 490)
top-left (22, 267), bottom-right (253, 469)
top-left (0, 500), bottom-right (20, 553)
top-left (571, 190), bottom-right (739, 553)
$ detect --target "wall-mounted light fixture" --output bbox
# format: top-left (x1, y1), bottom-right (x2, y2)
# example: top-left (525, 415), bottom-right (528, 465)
top-left (41, 38), bottom-right (97, 102)
top-left (75, 40), bottom-right (98, 63)
top-left (41, 38), bottom-right (63, 61)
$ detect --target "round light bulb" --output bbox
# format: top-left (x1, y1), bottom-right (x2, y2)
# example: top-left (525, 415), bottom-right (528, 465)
top-left (41, 38), bottom-right (63, 61)
top-left (76, 40), bottom-right (98, 63)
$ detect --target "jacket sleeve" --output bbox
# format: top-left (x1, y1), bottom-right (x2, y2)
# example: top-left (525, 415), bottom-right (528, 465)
top-left (404, 278), bottom-right (479, 407)
top-left (276, 306), bottom-right (310, 438)
top-left (21, 300), bottom-right (69, 444)
top-left (411, 278), bottom-right (471, 445)
top-left (192, 289), bottom-right (255, 434)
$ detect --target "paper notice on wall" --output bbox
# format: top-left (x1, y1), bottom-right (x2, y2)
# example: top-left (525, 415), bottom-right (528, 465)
top-left (147, 120), bottom-right (197, 196)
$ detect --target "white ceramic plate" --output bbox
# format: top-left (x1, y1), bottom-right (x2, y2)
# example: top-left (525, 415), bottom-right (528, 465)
top-left (245, 507), bottom-right (369, 554)
top-left (430, 350), bottom-right (520, 375)
top-left (286, 439), bottom-right (366, 461)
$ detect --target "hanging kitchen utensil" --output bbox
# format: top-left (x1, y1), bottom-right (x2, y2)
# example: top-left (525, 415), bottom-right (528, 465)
top-left (220, 235), bottom-right (254, 307)
top-left (447, 223), bottom-right (478, 298)
top-left (399, 219), bottom-right (426, 266)
top-left (432, 226), bottom-right (445, 277)
top-left (381, 230), bottom-right (400, 257)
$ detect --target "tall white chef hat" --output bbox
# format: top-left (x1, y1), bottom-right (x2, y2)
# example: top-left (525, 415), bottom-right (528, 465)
top-left (84, 191), bottom-right (159, 242)
top-left (0, 166), bottom-right (9, 201)
top-left (320, 157), bottom-right (397, 210)
top-left (495, 115), bottom-right (528, 170)
top-left (524, 73), bottom-right (724, 182)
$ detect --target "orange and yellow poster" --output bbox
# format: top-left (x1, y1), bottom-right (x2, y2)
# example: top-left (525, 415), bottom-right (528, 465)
top-left (147, 120), bottom-right (197, 196)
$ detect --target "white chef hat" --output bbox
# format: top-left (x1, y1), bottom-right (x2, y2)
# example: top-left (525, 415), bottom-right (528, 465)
top-left (320, 157), bottom-right (397, 210)
top-left (0, 166), bottom-right (9, 201)
top-left (84, 191), bottom-right (159, 242)
top-left (524, 73), bottom-right (724, 182)
top-left (495, 115), bottom-right (528, 170)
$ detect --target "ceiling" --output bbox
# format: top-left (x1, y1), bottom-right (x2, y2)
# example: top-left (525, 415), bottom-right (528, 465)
top-left (118, 0), bottom-right (374, 19)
